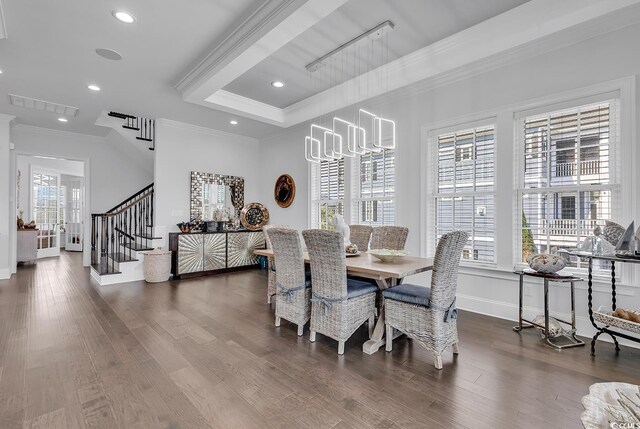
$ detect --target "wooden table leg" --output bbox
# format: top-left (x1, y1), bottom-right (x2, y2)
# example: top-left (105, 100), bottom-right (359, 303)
top-left (363, 278), bottom-right (395, 355)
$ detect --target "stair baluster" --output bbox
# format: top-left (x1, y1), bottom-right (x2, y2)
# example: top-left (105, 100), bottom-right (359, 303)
top-left (90, 183), bottom-right (154, 275)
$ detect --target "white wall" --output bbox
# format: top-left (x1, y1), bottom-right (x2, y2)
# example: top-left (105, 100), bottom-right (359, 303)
top-left (154, 119), bottom-right (261, 245)
top-left (0, 115), bottom-right (14, 279)
top-left (10, 125), bottom-right (154, 267)
top-left (258, 23), bottom-right (640, 344)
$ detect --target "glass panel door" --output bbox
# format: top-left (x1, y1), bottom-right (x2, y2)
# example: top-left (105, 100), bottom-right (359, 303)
top-left (32, 170), bottom-right (60, 258)
top-left (65, 178), bottom-right (83, 251)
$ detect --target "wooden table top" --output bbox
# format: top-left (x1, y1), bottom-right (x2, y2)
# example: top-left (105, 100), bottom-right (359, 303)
top-left (254, 249), bottom-right (433, 280)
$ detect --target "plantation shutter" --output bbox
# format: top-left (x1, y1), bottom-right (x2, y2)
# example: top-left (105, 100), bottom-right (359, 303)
top-left (518, 100), bottom-right (619, 271)
top-left (435, 125), bottom-right (496, 263)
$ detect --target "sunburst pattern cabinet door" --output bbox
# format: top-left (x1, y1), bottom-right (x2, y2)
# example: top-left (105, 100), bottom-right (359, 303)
top-left (177, 234), bottom-right (204, 275)
top-left (204, 233), bottom-right (226, 271)
top-left (227, 232), bottom-right (265, 268)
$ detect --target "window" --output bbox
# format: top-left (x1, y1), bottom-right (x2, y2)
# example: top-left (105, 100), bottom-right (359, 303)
top-left (352, 149), bottom-right (395, 226)
top-left (432, 125), bottom-right (496, 263)
top-left (518, 101), bottom-right (618, 270)
top-left (310, 149), bottom-right (396, 229)
top-left (310, 158), bottom-right (345, 229)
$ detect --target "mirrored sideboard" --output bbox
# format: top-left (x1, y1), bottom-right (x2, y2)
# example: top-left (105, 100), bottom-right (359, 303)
top-left (169, 230), bottom-right (265, 279)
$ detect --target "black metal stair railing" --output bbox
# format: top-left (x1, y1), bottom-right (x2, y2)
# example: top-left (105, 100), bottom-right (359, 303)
top-left (108, 111), bottom-right (155, 151)
top-left (91, 183), bottom-right (155, 275)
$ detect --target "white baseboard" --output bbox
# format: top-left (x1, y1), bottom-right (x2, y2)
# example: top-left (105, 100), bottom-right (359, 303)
top-left (0, 268), bottom-right (11, 279)
top-left (457, 293), bottom-right (640, 350)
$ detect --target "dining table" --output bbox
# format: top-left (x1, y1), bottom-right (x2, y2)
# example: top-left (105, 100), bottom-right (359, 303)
top-left (254, 248), bottom-right (434, 354)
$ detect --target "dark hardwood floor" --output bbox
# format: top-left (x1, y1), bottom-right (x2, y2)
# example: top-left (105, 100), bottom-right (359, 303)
top-left (1, 252), bottom-right (639, 428)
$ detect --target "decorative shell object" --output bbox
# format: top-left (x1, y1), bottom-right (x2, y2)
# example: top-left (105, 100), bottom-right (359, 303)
top-left (581, 382), bottom-right (640, 429)
top-left (531, 315), bottom-right (563, 338)
top-left (526, 253), bottom-right (566, 274)
top-left (368, 249), bottom-right (409, 263)
top-left (345, 243), bottom-right (358, 254)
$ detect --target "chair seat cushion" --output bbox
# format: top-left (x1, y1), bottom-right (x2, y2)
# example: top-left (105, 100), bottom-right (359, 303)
top-left (382, 284), bottom-right (431, 307)
top-left (346, 278), bottom-right (378, 299)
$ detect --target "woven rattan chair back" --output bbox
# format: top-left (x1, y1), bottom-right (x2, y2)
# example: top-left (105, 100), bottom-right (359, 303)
top-left (263, 224), bottom-right (275, 249)
top-left (430, 230), bottom-right (469, 309)
top-left (349, 225), bottom-right (372, 252)
top-left (370, 226), bottom-right (409, 250)
top-left (265, 227), bottom-right (306, 289)
top-left (302, 229), bottom-right (348, 300)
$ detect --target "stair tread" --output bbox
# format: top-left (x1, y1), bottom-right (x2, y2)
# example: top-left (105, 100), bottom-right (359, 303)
top-left (134, 233), bottom-right (161, 239)
top-left (136, 137), bottom-right (153, 142)
top-left (108, 252), bottom-right (139, 262)
top-left (91, 263), bottom-right (121, 275)
top-left (122, 125), bottom-right (140, 131)
top-left (121, 242), bottom-right (154, 251)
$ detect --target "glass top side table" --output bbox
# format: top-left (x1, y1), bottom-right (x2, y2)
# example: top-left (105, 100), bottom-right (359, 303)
top-left (513, 270), bottom-right (585, 349)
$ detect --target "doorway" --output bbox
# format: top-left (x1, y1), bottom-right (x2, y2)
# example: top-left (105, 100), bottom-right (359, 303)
top-left (17, 155), bottom-right (85, 260)
top-left (31, 169), bottom-right (61, 258)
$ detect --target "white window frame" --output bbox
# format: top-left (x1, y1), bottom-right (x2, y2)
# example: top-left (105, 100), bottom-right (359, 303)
top-left (350, 149), bottom-right (396, 226)
top-left (309, 158), bottom-right (347, 229)
top-left (417, 77), bottom-right (636, 287)
top-left (514, 92), bottom-right (622, 276)
top-left (426, 118), bottom-right (498, 267)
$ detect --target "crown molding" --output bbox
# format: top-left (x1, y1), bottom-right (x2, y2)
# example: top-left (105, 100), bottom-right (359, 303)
top-left (0, 113), bottom-right (15, 123)
top-left (199, 0), bottom-right (640, 128)
top-left (205, 90), bottom-right (284, 125)
top-left (155, 118), bottom-right (259, 145)
top-left (176, 0), bottom-right (303, 94)
top-left (0, 0), bottom-right (7, 39)
top-left (177, 0), bottom-right (348, 102)
top-left (11, 123), bottom-right (104, 143)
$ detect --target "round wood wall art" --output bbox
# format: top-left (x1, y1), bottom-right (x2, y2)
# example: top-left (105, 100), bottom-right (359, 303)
top-left (240, 203), bottom-right (269, 231)
top-left (274, 174), bottom-right (295, 208)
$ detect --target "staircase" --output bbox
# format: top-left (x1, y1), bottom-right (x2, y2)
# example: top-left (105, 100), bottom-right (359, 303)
top-left (90, 183), bottom-right (159, 285)
top-left (107, 111), bottom-right (155, 150)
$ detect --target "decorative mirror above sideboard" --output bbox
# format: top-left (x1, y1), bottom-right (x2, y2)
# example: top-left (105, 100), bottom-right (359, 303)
top-left (190, 171), bottom-right (244, 228)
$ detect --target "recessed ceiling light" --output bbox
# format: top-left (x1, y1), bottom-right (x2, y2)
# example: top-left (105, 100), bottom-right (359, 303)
top-left (0, 69), bottom-right (3, 74)
top-left (58, 117), bottom-right (68, 123)
top-left (95, 48), bottom-right (123, 61)
top-left (112, 10), bottom-right (136, 24)
top-left (87, 84), bottom-right (101, 91)
top-left (271, 81), bottom-right (285, 88)
top-left (230, 120), bottom-right (238, 125)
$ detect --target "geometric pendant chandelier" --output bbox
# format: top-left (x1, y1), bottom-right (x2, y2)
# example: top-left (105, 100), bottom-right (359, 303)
top-left (305, 21), bottom-right (396, 163)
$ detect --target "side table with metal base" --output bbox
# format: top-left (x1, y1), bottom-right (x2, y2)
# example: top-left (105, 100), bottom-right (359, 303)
top-left (513, 270), bottom-right (585, 349)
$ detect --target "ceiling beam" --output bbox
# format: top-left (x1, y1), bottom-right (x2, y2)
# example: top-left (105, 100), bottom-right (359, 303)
top-left (177, 0), bottom-right (348, 104)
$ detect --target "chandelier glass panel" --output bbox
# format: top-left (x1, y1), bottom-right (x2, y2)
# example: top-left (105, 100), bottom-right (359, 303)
top-left (305, 21), bottom-right (396, 163)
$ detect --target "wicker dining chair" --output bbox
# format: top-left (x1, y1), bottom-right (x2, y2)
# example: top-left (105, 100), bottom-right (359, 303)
top-left (266, 227), bottom-right (311, 336)
top-left (302, 229), bottom-right (378, 355)
top-left (383, 230), bottom-right (468, 369)
top-left (349, 224), bottom-right (372, 252)
top-left (263, 224), bottom-right (277, 304)
top-left (370, 226), bottom-right (409, 250)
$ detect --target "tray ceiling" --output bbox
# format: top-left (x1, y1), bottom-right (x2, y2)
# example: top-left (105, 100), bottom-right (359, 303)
top-left (223, 0), bottom-right (529, 109)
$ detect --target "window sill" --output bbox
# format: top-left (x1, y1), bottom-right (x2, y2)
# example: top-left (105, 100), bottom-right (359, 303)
top-left (455, 264), bottom-right (636, 294)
